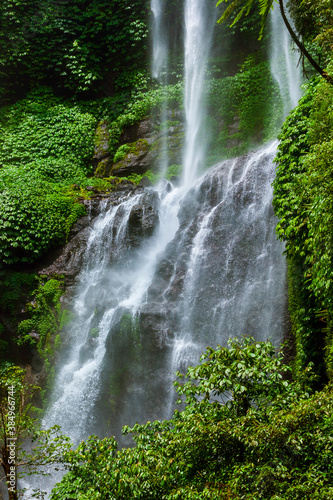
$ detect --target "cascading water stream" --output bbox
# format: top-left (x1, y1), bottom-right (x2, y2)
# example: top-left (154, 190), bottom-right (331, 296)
top-left (270, 3), bottom-right (302, 116)
top-left (151, 0), bottom-right (169, 177)
top-left (182, 0), bottom-right (216, 187)
top-left (41, 187), bottom-right (182, 443)
top-left (151, 0), bottom-right (167, 80)
top-left (165, 142), bottom-right (287, 413)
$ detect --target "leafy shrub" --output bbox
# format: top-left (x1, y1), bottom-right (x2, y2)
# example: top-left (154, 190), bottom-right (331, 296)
top-left (89, 327), bottom-right (100, 339)
top-left (113, 144), bottom-right (132, 164)
top-left (0, 172), bottom-right (86, 265)
top-left (0, 89), bottom-right (97, 176)
top-left (0, 0), bottom-right (149, 101)
top-left (0, 272), bottom-right (37, 315)
top-left (206, 56), bottom-right (282, 162)
top-left (0, 88), bottom-right (119, 265)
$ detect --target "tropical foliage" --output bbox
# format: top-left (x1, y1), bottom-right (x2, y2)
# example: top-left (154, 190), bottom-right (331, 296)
top-left (0, 0), bottom-right (149, 103)
top-left (50, 338), bottom-right (333, 500)
top-left (218, 0), bottom-right (332, 83)
top-left (273, 76), bottom-right (333, 381)
top-left (217, 0), bottom-right (274, 39)
top-left (0, 1), bottom-right (333, 499)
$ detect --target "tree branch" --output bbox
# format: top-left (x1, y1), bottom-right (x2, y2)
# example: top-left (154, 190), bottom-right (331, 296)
top-left (279, 0), bottom-right (333, 84)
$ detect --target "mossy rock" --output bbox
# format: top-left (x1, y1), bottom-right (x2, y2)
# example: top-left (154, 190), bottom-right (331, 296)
top-left (93, 120), bottom-right (110, 160)
top-left (95, 157), bottom-right (114, 178)
top-left (149, 132), bottom-right (185, 168)
top-left (111, 139), bottom-right (152, 176)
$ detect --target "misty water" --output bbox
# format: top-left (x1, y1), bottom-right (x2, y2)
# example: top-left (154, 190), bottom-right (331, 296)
top-left (20, 0), bottom-right (302, 497)
top-left (270, 3), bottom-right (302, 116)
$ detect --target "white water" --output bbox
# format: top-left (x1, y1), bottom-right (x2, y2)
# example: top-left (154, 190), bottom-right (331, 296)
top-left (40, 143), bottom-right (285, 450)
top-left (166, 142), bottom-right (286, 408)
top-left (151, 0), bottom-right (167, 80)
top-left (270, 3), bottom-right (302, 116)
top-left (183, 0), bottom-right (216, 187)
top-left (42, 188), bottom-right (182, 442)
top-left (151, 0), bottom-right (169, 177)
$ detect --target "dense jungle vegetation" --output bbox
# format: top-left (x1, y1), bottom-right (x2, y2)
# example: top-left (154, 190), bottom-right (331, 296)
top-left (1, 0), bottom-right (333, 498)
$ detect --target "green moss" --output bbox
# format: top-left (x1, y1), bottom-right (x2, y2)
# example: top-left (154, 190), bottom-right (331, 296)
top-left (112, 139), bottom-right (150, 174)
top-left (94, 120), bottom-right (110, 157)
top-left (155, 120), bottom-right (180, 132)
top-left (107, 82), bottom-right (183, 157)
top-left (149, 133), bottom-right (184, 169)
top-left (127, 170), bottom-right (159, 185)
top-left (95, 158), bottom-right (113, 178)
top-left (113, 144), bottom-right (132, 163)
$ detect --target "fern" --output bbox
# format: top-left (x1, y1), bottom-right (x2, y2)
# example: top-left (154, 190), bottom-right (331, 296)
top-left (217, 0), bottom-right (276, 39)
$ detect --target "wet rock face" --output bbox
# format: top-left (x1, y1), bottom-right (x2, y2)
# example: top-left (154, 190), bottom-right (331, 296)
top-left (128, 190), bottom-right (160, 245)
top-left (38, 188), bottom-right (148, 291)
top-left (136, 151), bottom-right (288, 349)
top-left (93, 114), bottom-right (185, 178)
top-left (93, 120), bottom-right (113, 177)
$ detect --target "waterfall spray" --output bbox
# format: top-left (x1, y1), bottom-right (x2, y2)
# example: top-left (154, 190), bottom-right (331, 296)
top-left (151, 0), bottom-right (167, 80)
top-left (270, 4), bottom-right (302, 116)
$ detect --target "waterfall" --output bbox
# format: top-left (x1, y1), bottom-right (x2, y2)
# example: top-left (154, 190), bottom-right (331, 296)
top-left (162, 142), bottom-right (286, 410)
top-left (270, 3), bottom-right (302, 116)
top-left (23, 1), bottom-right (289, 496)
top-left (40, 144), bottom-right (286, 450)
top-left (40, 190), bottom-right (175, 441)
top-left (182, 0), bottom-right (215, 187)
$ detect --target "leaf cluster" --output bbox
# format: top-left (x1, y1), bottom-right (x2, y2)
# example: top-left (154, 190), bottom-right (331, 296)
top-left (217, 0), bottom-right (274, 40)
top-left (0, 364), bottom-right (72, 499)
top-left (17, 277), bottom-right (70, 370)
top-left (206, 56), bottom-right (282, 162)
top-left (288, 0), bottom-right (333, 65)
top-left (0, 89), bottom-right (102, 266)
top-left (0, 0), bottom-right (149, 102)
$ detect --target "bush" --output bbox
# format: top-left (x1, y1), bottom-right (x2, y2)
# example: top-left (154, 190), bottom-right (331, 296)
top-left (0, 172), bottom-right (85, 266)
top-left (50, 337), bottom-right (332, 500)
